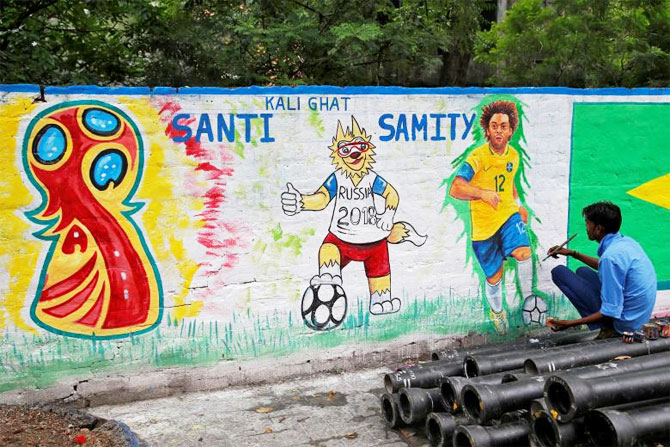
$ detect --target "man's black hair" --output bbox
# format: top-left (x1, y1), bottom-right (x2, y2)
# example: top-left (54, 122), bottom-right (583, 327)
top-left (582, 201), bottom-right (622, 234)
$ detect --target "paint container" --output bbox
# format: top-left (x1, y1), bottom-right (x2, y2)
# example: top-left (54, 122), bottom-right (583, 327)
top-left (643, 323), bottom-right (659, 340)
top-left (633, 331), bottom-right (645, 343)
top-left (661, 321), bottom-right (670, 338)
top-left (622, 332), bottom-right (634, 343)
top-left (654, 320), bottom-right (665, 333)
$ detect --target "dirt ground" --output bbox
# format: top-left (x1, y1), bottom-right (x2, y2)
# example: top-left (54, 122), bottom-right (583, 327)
top-left (0, 404), bottom-right (138, 447)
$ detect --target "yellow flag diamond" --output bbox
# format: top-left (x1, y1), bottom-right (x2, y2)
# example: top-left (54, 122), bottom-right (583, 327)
top-left (627, 174), bottom-right (670, 210)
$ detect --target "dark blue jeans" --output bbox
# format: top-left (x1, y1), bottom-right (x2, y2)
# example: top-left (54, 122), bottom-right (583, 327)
top-left (551, 265), bottom-right (611, 330)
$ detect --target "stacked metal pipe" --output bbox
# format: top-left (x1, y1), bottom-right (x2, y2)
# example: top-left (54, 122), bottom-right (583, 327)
top-left (379, 328), bottom-right (670, 447)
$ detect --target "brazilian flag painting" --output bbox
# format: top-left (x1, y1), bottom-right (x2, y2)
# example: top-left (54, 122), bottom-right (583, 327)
top-left (568, 102), bottom-right (670, 289)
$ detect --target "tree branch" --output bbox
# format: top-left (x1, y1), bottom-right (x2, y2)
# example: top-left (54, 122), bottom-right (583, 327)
top-left (0, 0), bottom-right (59, 52)
top-left (0, 0), bottom-right (59, 32)
top-left (289, 0), bottom-right (324, 20)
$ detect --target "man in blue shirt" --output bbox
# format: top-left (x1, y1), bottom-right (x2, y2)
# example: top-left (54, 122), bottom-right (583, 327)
top-left (546, 201), bottom-right (656, 337)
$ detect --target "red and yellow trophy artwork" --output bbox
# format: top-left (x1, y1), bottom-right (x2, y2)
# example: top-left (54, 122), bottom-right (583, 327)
top-left (23, 101), bottom-right (162, 338)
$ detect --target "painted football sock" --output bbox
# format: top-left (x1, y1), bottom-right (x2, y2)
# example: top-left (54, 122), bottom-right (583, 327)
top-left (517, 258), bottom-right (533, 298)
top-left (485, 280), bottom-right (503, 314)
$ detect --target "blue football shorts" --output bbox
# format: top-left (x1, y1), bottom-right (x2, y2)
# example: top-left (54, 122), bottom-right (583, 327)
top-left (472, 213), bottom-right (530, 279)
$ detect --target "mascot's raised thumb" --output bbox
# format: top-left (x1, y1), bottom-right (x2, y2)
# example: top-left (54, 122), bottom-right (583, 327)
top-left (281, 182), bottom-right (303, 216)
top-left (286, 182), bottom-right (300, 196)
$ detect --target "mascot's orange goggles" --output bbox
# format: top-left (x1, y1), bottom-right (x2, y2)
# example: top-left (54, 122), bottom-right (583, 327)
top-left (336, 140), bottom-right (370, 157)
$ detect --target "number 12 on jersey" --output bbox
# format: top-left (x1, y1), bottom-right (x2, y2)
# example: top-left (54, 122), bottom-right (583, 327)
top-left (494, 174), bottom-right (506, 192)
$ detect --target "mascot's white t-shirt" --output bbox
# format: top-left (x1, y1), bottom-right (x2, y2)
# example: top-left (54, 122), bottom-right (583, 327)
top-left (323, 169), bottom-right (390, 244)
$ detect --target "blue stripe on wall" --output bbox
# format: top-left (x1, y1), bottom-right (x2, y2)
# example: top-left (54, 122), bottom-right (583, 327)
top-left (0, 84), bottom-right (41, 93)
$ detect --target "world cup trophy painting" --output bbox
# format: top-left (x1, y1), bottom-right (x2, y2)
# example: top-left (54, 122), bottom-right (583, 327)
top-left (23, 101), bottom-right (162, 339)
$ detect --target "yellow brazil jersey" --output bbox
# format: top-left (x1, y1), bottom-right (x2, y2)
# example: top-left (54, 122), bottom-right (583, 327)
top-left (463, 143), bottom-right (521, 241)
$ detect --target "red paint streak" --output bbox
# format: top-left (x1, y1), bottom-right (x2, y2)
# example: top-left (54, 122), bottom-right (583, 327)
top-left (40, 254), bottom-right (97, 302)
top-left (220, 222), bottom-right (240, 233)
top-left (198, 238), bottom-right (220, 250)
top-left (164, 118), bottom-right (206, 158)
top-left (203, 186), bottom-right (226, 201)
top-left (222, 254), bottom-right (238, 268)
top-left (159, 101), bottom-right (247, 284)
top-left (76, 283), bottom-right (105, 327)
top-left (158, 102), bottom-right (182, 116)
top-left (197, 237), bottom-right (238, 250)
top-left (44, 272), bottom-right (99, 318)
top-left (196, 162), bottom-right (223, 174)
top-left (195, 163), bottom-right (235, 180)
top-left (202, 187), bottom-right (226, 211)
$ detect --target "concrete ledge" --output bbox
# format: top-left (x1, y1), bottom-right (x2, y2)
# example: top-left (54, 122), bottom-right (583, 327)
top-left (1, 331), bottom-right (495, 408)
top-left (4, 291), bottom-right (666, 408)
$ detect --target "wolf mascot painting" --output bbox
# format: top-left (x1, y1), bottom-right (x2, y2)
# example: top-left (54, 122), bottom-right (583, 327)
top-left (281, 116), bottom-right (426, 331)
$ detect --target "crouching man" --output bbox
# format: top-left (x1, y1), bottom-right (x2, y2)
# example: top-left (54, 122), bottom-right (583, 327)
top-left (547, 201), bottom-right (656, 338)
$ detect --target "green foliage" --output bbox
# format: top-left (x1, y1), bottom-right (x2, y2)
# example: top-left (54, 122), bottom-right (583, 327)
top-left (0, 0), bottom-right (153, 85)
top-left (1, 1), bottom-right (666, 88)
top-left (475, 0), bottom-right (670, 87)
top-left (0, 0), bottom-right (491, 87)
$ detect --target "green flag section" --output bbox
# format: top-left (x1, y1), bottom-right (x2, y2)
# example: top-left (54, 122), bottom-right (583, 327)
top-left (569, 102), bottom-right (670, 290)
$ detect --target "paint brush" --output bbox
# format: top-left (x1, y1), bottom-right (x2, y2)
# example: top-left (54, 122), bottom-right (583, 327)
top-left (542, 233), bottom-right (578, 261)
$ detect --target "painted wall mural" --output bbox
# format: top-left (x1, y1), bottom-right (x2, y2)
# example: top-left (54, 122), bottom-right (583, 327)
top-left (0, 86), bottom-right (668, 392)
top-left (24, 101), bottom-right (162, 339)
top-left (442, 97), bottom-right (541, 335)
top-left (282, 116), bottom-right (427, 330)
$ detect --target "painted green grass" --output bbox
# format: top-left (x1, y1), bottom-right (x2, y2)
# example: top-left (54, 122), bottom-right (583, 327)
top-left (0, 291), bottom-right (579, 393)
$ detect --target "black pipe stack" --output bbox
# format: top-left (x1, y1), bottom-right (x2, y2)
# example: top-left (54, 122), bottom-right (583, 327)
top-left (544, 366), bottom-right (670, 422)
top-left (440, 370), bottom-right (521, 414)
top-left (462, 352), bottom-right (670, 423)
top-left (380, 392), bottom-right (404, 428)
top-left (398, 387), bottom-right (445, 424)
top-left (585, 400), bottom-right (670, 447)
top-left (531, 397), bottom-right (670, 447)
top-left (378, 325), bottom-right (670, 447)
top-left (425, 412), bottom-right (471, 447)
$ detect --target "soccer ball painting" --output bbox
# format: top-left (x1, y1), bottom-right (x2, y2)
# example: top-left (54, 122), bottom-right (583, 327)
top-left (301, 283), bottom-right (347, 331)
top-left (522, 294), bottom-right (547, 326)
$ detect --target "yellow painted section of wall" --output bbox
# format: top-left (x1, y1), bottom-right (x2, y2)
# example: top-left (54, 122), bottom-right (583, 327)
top-left (121, 98), bottom-right (204, 321)
top-left (627, 174), bottom-right (670, 210)
top-left (169, 235), bottom-right (204, 319)
top-left (0, 97), bottom-right (40, 334)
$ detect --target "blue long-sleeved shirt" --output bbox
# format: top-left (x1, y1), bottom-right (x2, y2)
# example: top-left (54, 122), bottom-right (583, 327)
top-left (597, 233), bottom-right (657, 333)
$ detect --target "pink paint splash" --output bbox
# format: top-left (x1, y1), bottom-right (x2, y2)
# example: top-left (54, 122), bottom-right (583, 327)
top-left (157, 100), bottom-right (248, 286)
